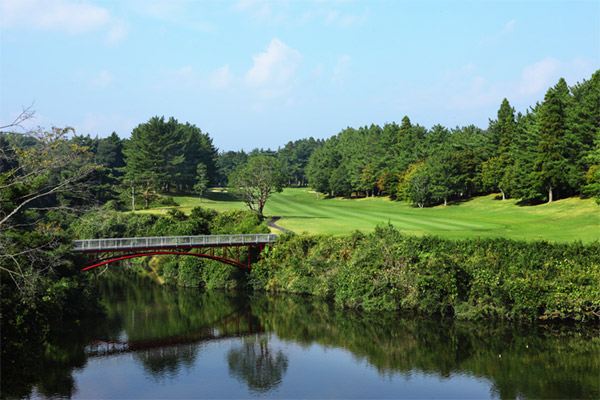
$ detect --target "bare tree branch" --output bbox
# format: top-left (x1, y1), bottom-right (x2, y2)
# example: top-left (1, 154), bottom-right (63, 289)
top-left (0, 103), bottom-right (35, 131)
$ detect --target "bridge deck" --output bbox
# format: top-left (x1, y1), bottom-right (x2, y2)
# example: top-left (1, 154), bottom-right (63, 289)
top-left (73, 233), bottom-right (277, 253)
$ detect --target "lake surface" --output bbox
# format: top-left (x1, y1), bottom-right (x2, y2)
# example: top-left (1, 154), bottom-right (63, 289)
top-left (13, 273), bottom-right (600, 399)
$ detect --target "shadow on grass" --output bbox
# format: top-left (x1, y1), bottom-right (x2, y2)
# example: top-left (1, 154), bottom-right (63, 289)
top-left (278, 216), bottom-right (330, 219)
top-left (445, 197), bottom-right (479, 206)
top-left (202, 191), bottom-right (240, 202)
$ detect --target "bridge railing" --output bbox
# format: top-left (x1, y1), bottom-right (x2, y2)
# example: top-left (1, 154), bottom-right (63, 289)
top-left (73, 234), bottom-right (278, 252)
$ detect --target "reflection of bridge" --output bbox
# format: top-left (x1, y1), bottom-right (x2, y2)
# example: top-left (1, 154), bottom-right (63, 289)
top-left (74, 234), bottom-right (277, 271)
top-left (86, 310), bottom-right (263, 357)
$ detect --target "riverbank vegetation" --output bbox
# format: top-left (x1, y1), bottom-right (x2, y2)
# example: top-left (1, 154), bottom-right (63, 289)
top-left (0, 125), bottom-right (104, 392)
top-left (70, 205), bottom-right (599, 322)
top-left (251, 226), bottom-right (599, 322)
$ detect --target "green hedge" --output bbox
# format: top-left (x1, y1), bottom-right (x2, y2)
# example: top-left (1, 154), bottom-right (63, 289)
top-left (250, 225), bottom-right (600, 321)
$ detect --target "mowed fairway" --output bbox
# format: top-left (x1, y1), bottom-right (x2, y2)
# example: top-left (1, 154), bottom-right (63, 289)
top-left (143, 188), bottom-right (599, 243)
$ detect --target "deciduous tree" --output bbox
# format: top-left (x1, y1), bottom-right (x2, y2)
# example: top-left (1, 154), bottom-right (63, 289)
top-left (228, 156), bottom-right (285, 214)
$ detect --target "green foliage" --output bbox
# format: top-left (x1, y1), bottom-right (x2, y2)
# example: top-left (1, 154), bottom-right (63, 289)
top-left (276, 137), bottom-right (321, 186)
top-left (534, 88), bottom-right (571, 202)
top-left (123, 116), bottom-right (217, 208)
top-left (71, 205), bottom-right (269, 288)
top-left (252, 226), bottom-right (600, 321)
top-left (583, 164), bottom-right (600, 203)
top-left (194, 163), bottom-right (209, 200)
top-left (228, 156), bottom-right (286, 214)
top-left (210, 209), bottom-right (270, 235)
top-left (301, 71), bottom-right (599, 207)
top-left (1, 126), bottom-right (103, 386)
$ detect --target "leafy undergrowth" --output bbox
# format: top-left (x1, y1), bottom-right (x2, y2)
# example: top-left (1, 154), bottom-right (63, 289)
top-left (251, 226), bottom-right (600, 322)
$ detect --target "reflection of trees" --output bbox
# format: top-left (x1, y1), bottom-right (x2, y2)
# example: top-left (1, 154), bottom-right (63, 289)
top-left (11, 274), bottom-right (599, 400)
top-left (251, 293), bottom-right (600, 400)
top-left (134, 345), bottom-right (197, 382)
top-left (227, 336), bottom-right (288, 394)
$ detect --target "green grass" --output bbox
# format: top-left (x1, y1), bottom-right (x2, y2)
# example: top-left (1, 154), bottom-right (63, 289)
top-left (139, 188), bottom-right (600, 243)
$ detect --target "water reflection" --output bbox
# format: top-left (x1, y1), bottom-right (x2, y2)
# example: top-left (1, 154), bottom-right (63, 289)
top-left (227, 336), bottom-right (289, 394)
top-left (135, 344), bottom-right (198, 382)
top-left (6, 272), bottom-right (598, 399)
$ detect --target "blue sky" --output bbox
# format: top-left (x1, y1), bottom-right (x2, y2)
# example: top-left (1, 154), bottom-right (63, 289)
top-left (1, 0), bottom-right (598, 151)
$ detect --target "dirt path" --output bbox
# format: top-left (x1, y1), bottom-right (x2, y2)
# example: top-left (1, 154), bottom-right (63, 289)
top-left (266, 216), bottom-right (295, 234)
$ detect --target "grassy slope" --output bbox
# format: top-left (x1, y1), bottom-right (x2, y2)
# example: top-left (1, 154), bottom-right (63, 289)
top-left (140, 188), bottom-right (600, 243)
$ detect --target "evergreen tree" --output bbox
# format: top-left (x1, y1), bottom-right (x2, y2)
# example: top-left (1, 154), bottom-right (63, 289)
top-left (123, 116), bottom-right (185, 207)
top-left (96, 132), bottom-right (125, 172)
top-left (534, 89), bottom-right (570, 202)
top-left (570, 71), bottom-right (600, 197)
top-left (329, 164), bottom-right (352, 197)
top-left (179, 123), bottom-right (217, 189)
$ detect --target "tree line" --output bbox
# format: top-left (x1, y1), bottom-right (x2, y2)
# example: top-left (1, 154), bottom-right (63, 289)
top-left (306, 71), bottom-right (599, 206)
top-left (2, 71), bottom-right (598, 218)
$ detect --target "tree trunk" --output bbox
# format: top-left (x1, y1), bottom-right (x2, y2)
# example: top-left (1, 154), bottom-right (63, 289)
top-left (131, 186), bottom-right (136, 211)
top-left (548, 185), bottom-right (553, 203)
top-left (500, 189), bottom-right (505, 201)
top-left (443, 198), bottom-right (447, 206)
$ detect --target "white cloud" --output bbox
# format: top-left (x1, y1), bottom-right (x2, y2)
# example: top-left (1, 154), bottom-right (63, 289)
top-left (502, 19), bottom-right (516, 34)
top-left (447, 75), bottom-right (501, 110)
top-left (324, 9), bottom-right (367, 28)
top-left (0, 0), bottom-right (127, 43)
top-left (210, 65), bottom-right (234, 89)
top-left (245, 38), bottom-right (302, 98)
top-left (312, 64), bottom-right (325, 78)
top-left (430, 57), bottom-right (595, 113)
top-left (480, 18), bottom-right (517, 45)
top-left (128, 0), bottom-right (214, 32)
top-left (332, 55), bottom-right (350, 87)
top-left (325, 10), bottom-right (339, 24)
top-left (131, 0), bottom-right (189, 20)
top-left (519, 57), bottom-right (561, 95)
top-left (234, 0), bottom-right (273, 21)
top-left (107, 20), bottom-right (129, 45)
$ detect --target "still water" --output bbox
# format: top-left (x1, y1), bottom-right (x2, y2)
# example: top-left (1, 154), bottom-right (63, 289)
top-left (23, 273), bottom-right (599, 399)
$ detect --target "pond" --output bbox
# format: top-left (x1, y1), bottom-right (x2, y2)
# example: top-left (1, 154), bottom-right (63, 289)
top-left (14, 273), bottom-right (600, 399)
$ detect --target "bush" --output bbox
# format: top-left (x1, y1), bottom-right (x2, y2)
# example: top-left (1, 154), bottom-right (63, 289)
top-left (251, 225), bottom-right (600, 322)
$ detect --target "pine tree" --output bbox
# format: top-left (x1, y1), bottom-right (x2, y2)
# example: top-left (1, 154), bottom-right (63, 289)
top-left (534, 89), bottom-right (570, 202)
top-left (123, 116), bottom-right (185, 207)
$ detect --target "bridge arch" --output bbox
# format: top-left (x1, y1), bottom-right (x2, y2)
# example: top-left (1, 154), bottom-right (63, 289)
top-left (81, 251), bottom-right (254, 271)
top-left (74, 234), bottom-right (277, 272)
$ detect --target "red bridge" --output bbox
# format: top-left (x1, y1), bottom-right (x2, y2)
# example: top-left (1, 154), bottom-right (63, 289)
top-left (73, 234), bottom-right (277, 271)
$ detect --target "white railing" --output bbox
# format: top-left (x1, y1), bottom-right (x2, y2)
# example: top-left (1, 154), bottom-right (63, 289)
top-left (73, 234), bottom-right (277, 252)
